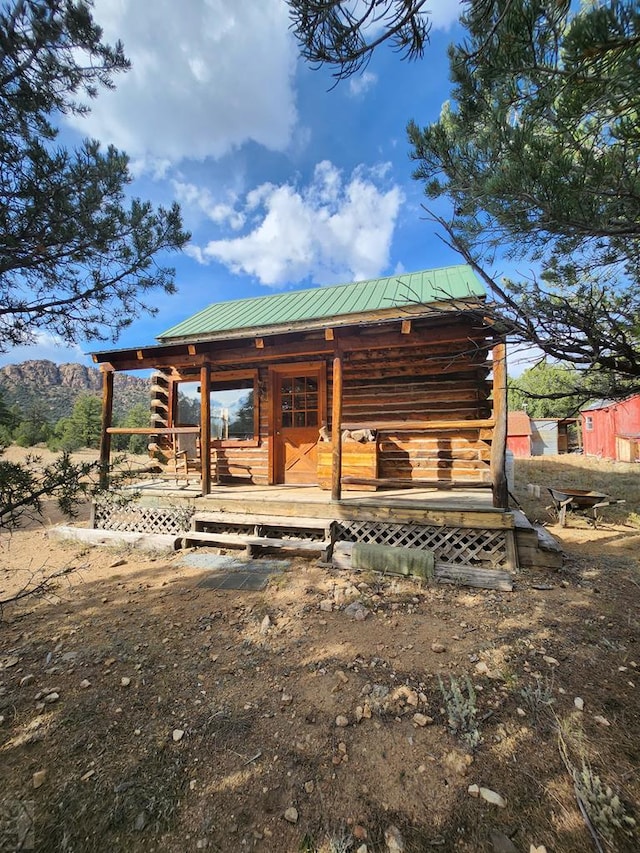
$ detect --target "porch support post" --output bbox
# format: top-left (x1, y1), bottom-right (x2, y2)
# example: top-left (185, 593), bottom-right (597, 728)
top-left (200, 364), bottom-right (211, 496)
top-left (99, 367), bottom-right (114, 488)
top-left (331, 348), bottom-right (343, 501)
top-left (491, 341), bottom-right (508, 508)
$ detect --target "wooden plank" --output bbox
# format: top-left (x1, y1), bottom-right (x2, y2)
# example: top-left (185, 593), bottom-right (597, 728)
top-left (331, 543), bottom-right (512, 590)
top-left (504, 529), bottom-right (519, 571)
top-left (95, 319), bottom-right (493, 373)
top-left (434, 563), bottom-right (513, 591)
top-left (181, 530), bottom-right (330, 554)
top-left (346, 375), bottom-right (488, 390)
top-left (99, 368), bottom-right (114, 488)
top-left (490, 342), bottom-right (508, 508)
top-left (201, 365), bottom-right (211, 495)
top-left (340, 476), bottom-right (492, 490)
top-left (318, 441), bottom-right (377, 491)
top-left (50, 526), bottom-right (179, 551)
top-left (107, 426), bottom-right (200, 435)
top-left (341, 418), bottom-right (495, 431)
top-left (192, 511), bottom-right (330, 530)
top-left (379, 435), bottom-right (487, 449)
top-left (246, 536), bottom-right (330, 552)
top-left (343, 404), bottom-right (488, 420)
top-left (381, 458), bottom-right (489, 471)
top-left (201, 495), bottom-right (514, 529)
top-left (331, 352), bottom-right (343, 501)
top-left (345, 360), bottom-right (491, 380)
top-left (344, 389), bottom-right (488, 406)
top-left (181, 530), bottom-right (250, 546)
top-left (378, 448), bottom-right (483, 461)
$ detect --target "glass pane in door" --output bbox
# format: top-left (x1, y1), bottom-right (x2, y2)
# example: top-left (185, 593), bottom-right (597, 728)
top-left (280, 374), bottom-right (320, 428)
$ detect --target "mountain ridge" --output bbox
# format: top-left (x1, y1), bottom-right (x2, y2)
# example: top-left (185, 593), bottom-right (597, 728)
top-left (0, 360), bottom-right (151, 422)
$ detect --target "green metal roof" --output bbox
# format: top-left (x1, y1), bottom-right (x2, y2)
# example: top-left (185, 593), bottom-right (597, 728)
top-left (158, 265), bottom-right (485, 342)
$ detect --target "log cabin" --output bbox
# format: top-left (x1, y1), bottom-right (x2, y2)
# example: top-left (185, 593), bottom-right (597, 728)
top-left (92, 264), bottom-right (508, 506)
top-left (87, 265), bottom-right (570, 576)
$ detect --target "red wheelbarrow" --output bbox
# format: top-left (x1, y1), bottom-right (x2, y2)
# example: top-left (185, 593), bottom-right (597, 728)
top-left (547, 487), bottom-right (625, 528)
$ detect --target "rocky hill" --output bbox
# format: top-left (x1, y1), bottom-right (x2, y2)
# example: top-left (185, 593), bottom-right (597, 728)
top-left (0, 360), bottom-right (151, 423)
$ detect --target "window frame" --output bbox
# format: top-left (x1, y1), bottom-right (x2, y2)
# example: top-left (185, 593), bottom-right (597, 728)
top-left (173, 369), bottom-right (260, 448)
top-left (210, 369), bottom-right (260, 448)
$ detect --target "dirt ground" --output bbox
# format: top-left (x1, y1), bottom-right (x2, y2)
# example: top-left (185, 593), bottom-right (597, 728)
top-left (0, 451), bottom-right (638, 852)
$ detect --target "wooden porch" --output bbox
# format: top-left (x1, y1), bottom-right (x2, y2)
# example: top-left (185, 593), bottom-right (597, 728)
top-left (91, 477), bottom-right (528, 572)
top-left (120, 478), bottom-right (499, 515)
top-left (89, 267), bottom-right (531, 576)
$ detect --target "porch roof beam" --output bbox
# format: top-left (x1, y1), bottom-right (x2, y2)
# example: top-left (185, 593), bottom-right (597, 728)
top-left (91, 322), bottom-right (495, 373)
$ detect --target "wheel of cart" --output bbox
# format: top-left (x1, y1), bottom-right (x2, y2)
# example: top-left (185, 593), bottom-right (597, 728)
top-left (547, 487), bottom-right (625, 528)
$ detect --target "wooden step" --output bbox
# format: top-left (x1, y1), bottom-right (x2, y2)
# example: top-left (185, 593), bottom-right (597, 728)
top-left (180, 529), bottom-right (332, 559)
top-left (182, 531), bottom-right (251, 547)
top-left (192, 511), bottom-right (331, 533)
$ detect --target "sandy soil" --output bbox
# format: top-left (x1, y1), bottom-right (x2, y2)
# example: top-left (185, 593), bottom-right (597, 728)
top-left (0, 451), bottom-right (638, 852)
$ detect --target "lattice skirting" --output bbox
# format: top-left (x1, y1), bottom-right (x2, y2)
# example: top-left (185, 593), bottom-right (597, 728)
top-left (92, 502), bottom-right (195, 535)
top-left (334, 521), bottom-right (512, 569)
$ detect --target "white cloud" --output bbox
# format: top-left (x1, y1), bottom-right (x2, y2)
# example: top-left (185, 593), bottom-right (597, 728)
top-left (172, 180), bottom-right (246, 230)
top-left (69, 0), bottom-right (298, 165)
top-left (428, 0), bottom-right (464, 31)
top-left (0, 334), bottom-right (89, 368)
top-left (348, 71), bottom-right (378, 97)
top-left (189, 161), bottom-right (404, 286)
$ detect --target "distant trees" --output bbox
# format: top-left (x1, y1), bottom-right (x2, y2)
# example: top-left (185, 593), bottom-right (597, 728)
top-left (14, 400), bottom-right (52, 447)
top-left (50, 395), bottom-right (102, 451)
top-left (229, 391), bottom-right (255, 439)
top-left (0, 389), bottom-right (15, 445)
top-left (0, 392), bottom-right (152, 455)
top-left (0, 391), bottom-right (150, 539)
top-left (508, 364), bottom-right (586, 419)
top-left (112, 403), bottom-right (150, 454)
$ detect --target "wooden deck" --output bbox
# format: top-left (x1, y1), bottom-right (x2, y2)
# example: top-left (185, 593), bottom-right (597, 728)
top-left (93, 478), bottom-right (562, 572)
top-left (123, 478), bottom-right (507, 527)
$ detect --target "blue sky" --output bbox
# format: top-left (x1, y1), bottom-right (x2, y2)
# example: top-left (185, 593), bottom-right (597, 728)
top-left (2, 0), bottom-right (492, 369)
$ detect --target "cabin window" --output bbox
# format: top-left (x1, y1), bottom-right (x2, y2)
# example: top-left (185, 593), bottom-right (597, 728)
top-left (279, 374), bottom-right (319, 428)
top-left (174, 370), bottom-right (259, 444)
top-left (210, 375), bottom-right (257, 441)
top-left (585, 416), bottom-right (593, 431)
top-left (175, 388), bottom-right (200, 425)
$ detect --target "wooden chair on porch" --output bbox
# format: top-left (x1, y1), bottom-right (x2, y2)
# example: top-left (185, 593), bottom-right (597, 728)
top-left (171, 432), bottom-right (200, 483)
top-left (148, 431), bottom-right (201, 483)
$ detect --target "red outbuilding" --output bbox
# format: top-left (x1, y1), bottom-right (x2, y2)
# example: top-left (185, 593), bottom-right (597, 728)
top-left (507, 410), bottom-right (532, 457)
top-left (581, 395), bottom-right (640, 461)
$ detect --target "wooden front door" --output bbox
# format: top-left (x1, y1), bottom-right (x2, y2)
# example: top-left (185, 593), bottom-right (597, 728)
top-left (273, 365), bottom-right (325, 484)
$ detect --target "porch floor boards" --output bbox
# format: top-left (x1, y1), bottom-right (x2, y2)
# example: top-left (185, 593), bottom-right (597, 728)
top-left (127, 479), bottom-right (497, 513)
